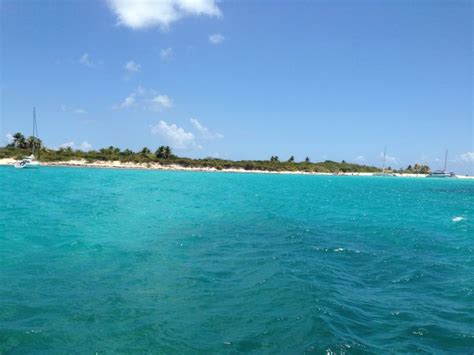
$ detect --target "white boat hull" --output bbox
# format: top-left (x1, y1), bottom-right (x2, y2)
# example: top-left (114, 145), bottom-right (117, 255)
top-left (14, 159), bottom-right (41, 169)
top-left (428, 171), bottom-right (455, 178)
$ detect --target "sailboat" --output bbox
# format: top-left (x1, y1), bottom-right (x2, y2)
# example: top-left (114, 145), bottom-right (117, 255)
top-left (428, 149), bottom-right (455, 178)
top-left (374, 146), bottom-right (389, 176)
top-left (14, 108), bottom-right (41, 169)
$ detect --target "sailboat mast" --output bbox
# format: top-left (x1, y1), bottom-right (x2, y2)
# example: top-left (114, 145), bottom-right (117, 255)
top-left (32, 107), bottom-right (38, 157)
top-left (382, 146), bottom-right (386, 173)
top-left (32, 107), bottom-right (36, 157)
top-left (444, 149), bottom-right (448, 172)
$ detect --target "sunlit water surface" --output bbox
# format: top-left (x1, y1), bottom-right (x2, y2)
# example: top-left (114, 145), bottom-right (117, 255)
top-left (1, 166), bottom-right (473, 353)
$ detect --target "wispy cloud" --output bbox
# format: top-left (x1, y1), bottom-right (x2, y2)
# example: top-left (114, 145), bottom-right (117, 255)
top-left (5, 133), bottom-right (14, 144)
top-left (190, 118), bottom-right (223, 140)
top-left (160, 47), bottom-right (173, 60)
top-left (80, 141), bottom-right (93, 151)
top-left (209, 33), bottom-right (224, 44)
top-left (114, 87), bottom-right (173, 111)
top-left (151, 120), bottom-right (200, 149)
top-left (59, 141), bottom-right (93, 151)
top-left (124, 60), bottom-right (140, 72)
top-left (117, 93), bottom-right (136, 109)
top-left (355, 155), bottom-right (365, 162)
top-left (59, 104), bottom-right (87, 115)
top-left (79, 53), bottom-right (99, 68)
top-left (151, 95), bottom-right (173, 111)
top-left (460, 152), bottom-right (474, 162)
top-left (380, 152), bottom-right (399, 164)
top-left (106, 0), bottom-right (221, 30)
top-left (60, 105), bottom-right (88, 115)
top-left (60, 141), bottom-right (75, 149)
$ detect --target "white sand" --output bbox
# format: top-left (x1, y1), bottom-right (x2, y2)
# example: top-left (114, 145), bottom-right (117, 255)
top-left (1, 158), bottom-right (472, 178)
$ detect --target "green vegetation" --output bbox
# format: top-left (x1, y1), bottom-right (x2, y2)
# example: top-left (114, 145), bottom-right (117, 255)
top-left (8, 132), bottom-right (43, 156)
top-left (2, 131), bottom-right (431, 174)
top-left (400, 164), bottom-right (431, 174)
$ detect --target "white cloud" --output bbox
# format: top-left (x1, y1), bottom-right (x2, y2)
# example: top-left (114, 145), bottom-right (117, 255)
top-left (60, 141), bottom-right (75, 149)
top-left (151, 120), bottom-right (199, 149)
top-left (209, 33), bottom-right (224, 44)
top-left (115, 87), bottom-right (172, 111)
top-left (380, 152), bottom-right (398, 164)
top-left (106, 0), bottom-right (221, 30)
top-left (79, 53), bottom-right (95, 67)
top-left (160, 47), bottom-right (173, 60)
top-left (6, 133), bottom-right (14, 144)
top-left (460, 152), bottom-right (474, 163)
top-left (80, 141), bottom-right (93, 151)
top-left (355, 155), bottom-right (365, 162)
top-left (124, 60), bottom-right (140, 72)
top-left (190, 118), bottom-right (223, 140)
top-left (61, 105), bottom-right (88, 115)
top-left (59, 141), bottom-right (92, 151)
top-left (116, 93), bottom-right (136, 109)
top-left (120, 93), bottom-right (137, 108)
top-left (151, 95), bottom-right (173, 111)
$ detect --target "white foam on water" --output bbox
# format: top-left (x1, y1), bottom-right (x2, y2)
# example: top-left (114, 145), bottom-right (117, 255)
top-left (452, 216), bottom-right (464, 222)
top-left (333, 248), bottom-right (344, 252)
top-left (25, 329), bottom-right (43, 334)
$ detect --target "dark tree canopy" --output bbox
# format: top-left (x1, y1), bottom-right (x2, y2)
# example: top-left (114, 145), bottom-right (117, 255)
top-left (1, 131), bottom-right (389, 174)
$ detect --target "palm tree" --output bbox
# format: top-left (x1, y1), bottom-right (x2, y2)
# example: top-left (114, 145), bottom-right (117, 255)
top-left (155, 146), bottom-right (165, 159)
top-left (26, 136), bottom-right (42, 149)
top-left (305, 157), bottom-right (310, 163)
top-left (140, 147), bottom-right (151, 156)
top-left (25, 136), bottom-right (43, 157)
top-left (288, 156), bottom-right (295, 163)
top-left (156, 146), bottom-right (173, 159)
top-left (12, 132), bottom-right (27, 149)
top-left (420, 165), bottom-right (431, 174)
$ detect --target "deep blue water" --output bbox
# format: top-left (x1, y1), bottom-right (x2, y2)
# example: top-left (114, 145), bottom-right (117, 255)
top-left (0, 166), bottom-right (473, 353)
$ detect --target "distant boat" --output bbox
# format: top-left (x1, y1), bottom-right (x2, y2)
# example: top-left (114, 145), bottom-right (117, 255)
top-left (428, 149), bottom-right (455, 178)
top-left (374, 146), bottom-right (390, 176)
top-left (14, 108), bottom-right (41, 169)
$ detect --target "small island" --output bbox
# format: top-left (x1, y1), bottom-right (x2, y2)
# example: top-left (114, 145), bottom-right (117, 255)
top-left (0, 132), bottom-right (438, 176)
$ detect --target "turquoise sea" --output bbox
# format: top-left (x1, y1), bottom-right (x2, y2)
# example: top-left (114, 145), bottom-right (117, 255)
top-left (1, 166), bottom-right (473, 353)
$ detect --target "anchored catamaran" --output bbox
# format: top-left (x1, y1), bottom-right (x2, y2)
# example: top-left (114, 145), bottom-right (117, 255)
top-left (14, 108), bottom-right (41, 169)
top-left (428, 149), bottom-right (455, 178)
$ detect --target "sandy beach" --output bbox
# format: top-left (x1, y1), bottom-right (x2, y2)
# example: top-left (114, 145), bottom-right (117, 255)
top-left (1, 158), bottom-right (471, 178)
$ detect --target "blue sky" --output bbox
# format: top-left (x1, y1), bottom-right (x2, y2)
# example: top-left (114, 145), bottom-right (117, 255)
top-left (1, 0), bottom-right (472, 173)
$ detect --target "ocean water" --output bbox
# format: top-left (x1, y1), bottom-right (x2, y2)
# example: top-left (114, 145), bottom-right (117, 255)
top-left (0, 166), bottom-right (473, 353)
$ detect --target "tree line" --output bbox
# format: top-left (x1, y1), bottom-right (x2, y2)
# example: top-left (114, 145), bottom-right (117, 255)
top-left (2, 131), bottom-right (430, 173)
top-left (8, 132), bottom-right (42, 151)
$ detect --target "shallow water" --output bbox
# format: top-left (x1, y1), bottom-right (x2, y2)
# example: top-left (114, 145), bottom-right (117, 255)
top-left (1, 166), bottom-right (473, 353)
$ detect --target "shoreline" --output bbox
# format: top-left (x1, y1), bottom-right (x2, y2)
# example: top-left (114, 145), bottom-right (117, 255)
top-left (1, 158), bottom-right (472, 178)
